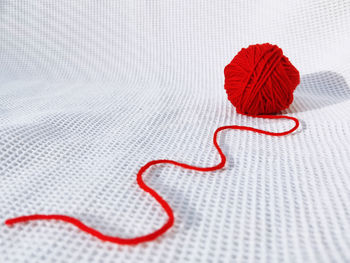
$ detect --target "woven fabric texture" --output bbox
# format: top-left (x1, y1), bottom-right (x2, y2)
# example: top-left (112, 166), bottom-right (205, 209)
top-left (1, 1), bottom-right (350, 262)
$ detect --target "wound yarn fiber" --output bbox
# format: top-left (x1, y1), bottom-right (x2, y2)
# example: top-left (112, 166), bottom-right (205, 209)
top-left (5, 43), bottom-right (300, 245)
top-left (224, 43), bottom-right (300, 115)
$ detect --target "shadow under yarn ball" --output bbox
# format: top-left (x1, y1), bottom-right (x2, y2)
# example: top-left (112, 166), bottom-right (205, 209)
top-left (285, 70), bottom-right (350, 113)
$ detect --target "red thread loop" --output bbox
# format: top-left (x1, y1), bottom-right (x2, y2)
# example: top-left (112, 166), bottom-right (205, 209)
top-left (5, 115), bottom-right (299, 245)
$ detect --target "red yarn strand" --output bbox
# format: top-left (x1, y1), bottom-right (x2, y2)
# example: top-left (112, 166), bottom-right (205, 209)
top-left (5, 115), bottom-right (299, 245)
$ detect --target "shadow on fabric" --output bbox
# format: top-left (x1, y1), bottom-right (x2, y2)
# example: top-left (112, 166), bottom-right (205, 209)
top-left (284, 71), bottom-right (350, 113)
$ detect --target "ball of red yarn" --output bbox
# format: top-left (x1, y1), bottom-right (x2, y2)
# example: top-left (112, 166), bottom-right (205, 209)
top-left (224, 43), bottom-right (300, 115)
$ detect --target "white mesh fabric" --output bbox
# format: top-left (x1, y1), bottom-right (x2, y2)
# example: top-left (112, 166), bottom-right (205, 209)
top-left (1, 1), bottom-right (350, 262)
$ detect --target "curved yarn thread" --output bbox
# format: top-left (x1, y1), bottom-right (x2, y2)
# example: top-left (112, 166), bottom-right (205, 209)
top-left (5, 114), bottom-right (299, 245)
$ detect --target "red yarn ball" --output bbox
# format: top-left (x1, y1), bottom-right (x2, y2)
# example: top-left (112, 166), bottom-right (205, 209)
top-left (224, 43), bottom-right (300, 115)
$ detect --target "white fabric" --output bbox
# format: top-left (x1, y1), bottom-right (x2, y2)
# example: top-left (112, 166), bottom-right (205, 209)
top-left (1, 1), bottom-right (350, 262)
